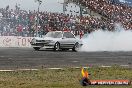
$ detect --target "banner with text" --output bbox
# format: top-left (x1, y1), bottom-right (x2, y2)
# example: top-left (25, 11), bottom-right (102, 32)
top-left (0, 36), bottom-right (33, 47)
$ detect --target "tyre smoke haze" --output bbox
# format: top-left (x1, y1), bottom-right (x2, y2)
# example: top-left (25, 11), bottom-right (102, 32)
top-left (80, 24), bottom-right (132, 52)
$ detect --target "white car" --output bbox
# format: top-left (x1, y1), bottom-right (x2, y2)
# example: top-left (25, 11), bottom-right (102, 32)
top-left (30, 31), bottom-right (83, 51)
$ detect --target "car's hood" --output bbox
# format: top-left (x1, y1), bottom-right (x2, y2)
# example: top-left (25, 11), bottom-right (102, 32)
top-left (33, 37), bottom-right (44, 40)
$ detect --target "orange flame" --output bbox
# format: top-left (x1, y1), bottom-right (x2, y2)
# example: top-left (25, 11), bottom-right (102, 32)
top-left (81, 67), bottom-right (89, 78)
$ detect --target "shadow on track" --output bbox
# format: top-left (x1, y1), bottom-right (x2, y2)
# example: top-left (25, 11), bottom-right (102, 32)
top-left (33, 49), bottom-right (74, 52)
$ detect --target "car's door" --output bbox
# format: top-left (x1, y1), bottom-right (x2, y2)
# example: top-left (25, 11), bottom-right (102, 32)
top-left (60, 32), bottom-right (76, 48)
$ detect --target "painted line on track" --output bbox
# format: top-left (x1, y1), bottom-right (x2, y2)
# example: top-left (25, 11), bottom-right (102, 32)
top-left (0, 65), bottom-right (130, 72)
top-left (120, 65), bottom-right (129, 67)
top-left (100, 65), bottom-right (112, 68)
top-left (48, 68), bottom-right (63, 70)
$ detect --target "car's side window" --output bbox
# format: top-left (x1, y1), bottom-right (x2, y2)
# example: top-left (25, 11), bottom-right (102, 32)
top-left (55, 32), bottom-right (62, 38)
top-left (63, 32), bottom-right (75, 38)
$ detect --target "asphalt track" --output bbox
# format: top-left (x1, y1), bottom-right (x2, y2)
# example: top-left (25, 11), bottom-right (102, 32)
top-left (0, 48), bottom-right (132, 69)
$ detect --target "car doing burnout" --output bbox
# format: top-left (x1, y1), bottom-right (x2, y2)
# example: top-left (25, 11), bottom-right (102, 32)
top-left (30, 31), bottom-right (83, 51)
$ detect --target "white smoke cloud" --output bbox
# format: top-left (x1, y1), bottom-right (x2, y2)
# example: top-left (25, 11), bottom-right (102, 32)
top-left (80, 24), bottom-right (132, 52)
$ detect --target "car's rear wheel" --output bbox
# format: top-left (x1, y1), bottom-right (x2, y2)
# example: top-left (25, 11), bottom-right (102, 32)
top-left (54, 42), bottom-right (60, 51)
top-left (72, 43), bottom-right (79, 52)
top-left (33, 47), bottom-right (40, 51)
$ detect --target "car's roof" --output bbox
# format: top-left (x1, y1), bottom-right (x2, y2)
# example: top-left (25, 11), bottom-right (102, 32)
top-left (49, 31), bottom-right (70, 33)
top-left (53, 31), bottom-right (62, 32)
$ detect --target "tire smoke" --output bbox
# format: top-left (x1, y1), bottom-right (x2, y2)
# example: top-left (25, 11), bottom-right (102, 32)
top-left (80, 24), bottom-right (132, 52)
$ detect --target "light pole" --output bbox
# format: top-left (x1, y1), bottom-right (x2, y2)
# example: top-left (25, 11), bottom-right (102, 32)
top-left (35, 0), bottom-right (42, 37)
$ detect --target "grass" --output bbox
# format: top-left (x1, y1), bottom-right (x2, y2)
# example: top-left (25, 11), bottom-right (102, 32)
top-left (0, 66), bottom-right (131, 88)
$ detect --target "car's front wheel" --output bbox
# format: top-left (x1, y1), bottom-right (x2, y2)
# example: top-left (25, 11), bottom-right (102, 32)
top-left (33, 47), bottom-right (40, 51)
top-left (72, 43), bottom-right (79, 52)
top-left (54, 42), bottom-right (60, 51)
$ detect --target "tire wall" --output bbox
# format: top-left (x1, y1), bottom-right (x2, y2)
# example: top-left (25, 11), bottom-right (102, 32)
top-left (0, 36), bottom-right (33, 47)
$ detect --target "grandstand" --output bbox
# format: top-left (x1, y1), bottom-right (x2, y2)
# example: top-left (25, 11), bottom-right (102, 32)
top-left (0, 0), bottom-right (131, 37)
top-left (63, 0), bottom-right (104, 19)
top-left (62, 0), bottom-right (131, 30)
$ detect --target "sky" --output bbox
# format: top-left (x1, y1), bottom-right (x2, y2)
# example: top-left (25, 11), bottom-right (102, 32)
top-left (0, 0), bottom-right (81, 16)
top-left (119, 0), bottom-right (126, 3)
top-left (0, 0), bottom-right (64, 12)
top-left (119, 0), bottom-right (132, 6)
top-left (119, 0), bottom-right (132, 3)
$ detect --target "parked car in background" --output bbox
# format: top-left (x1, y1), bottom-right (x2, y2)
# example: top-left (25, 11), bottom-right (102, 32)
top-left (30, 31), bottom-right (83, 52)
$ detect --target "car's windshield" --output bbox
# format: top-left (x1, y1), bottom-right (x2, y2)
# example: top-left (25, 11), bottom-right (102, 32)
top-left (45, 32), bottom-right (62, 38)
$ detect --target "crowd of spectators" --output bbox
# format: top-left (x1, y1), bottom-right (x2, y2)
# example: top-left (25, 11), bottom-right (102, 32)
top-left (72, 0), bottom-right (132, 30)
top-left (0, 0), bottom-right (131, 37)
top-left (0, 7), bottom-right (89, 37)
